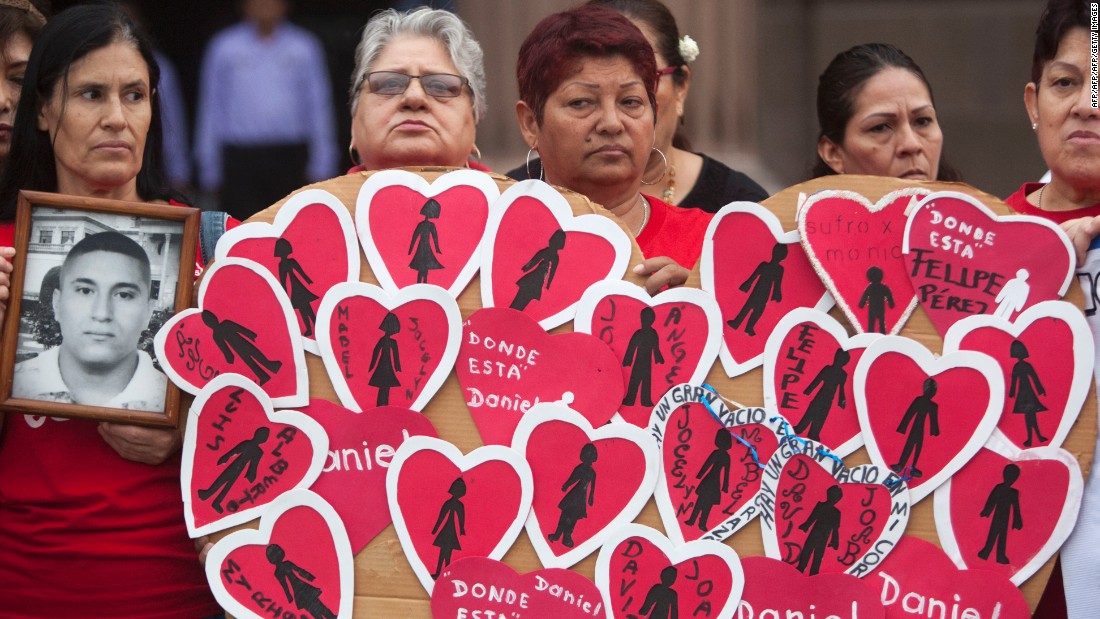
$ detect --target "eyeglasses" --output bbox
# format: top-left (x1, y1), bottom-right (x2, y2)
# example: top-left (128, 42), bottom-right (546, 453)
top-left (656, 66), bottom-right (680, 78)
top-left (365, 71), bottom-right (469, 98)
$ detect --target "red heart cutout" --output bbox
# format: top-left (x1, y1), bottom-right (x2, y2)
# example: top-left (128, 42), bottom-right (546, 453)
top-left (870, 536), bottom-right (1030, 619)
top-left (574, 281), bottom-right (723, 427)
top-left (701, 203), bottom-right (833, 377)
top-left (855, 337), bottom-right (1003, 503)
top-left (315, 282), bottom-right (460, 412)
top-left (594, 524), bottom-right (744, 619)
top-left (388, 437), bottom-right (534, 594)
top-left (512, 404), bottom-right (658, 568)
top-left (216, 189), bottom-right (358, 352)
top-left (763, 308), bottom-right (876, 457)
top-left (759, 446), bottom-right (909, 578)
top-left (739, 556), bottom-right (885, 619)
top-left (155, 258), bottom-right (308, 406)
top-left (481, 180), bottom-right (631, 329)
top-left (206, 490), bottom-right (353, 619)
top-left (943, 301), bottom-right (1092, 451)
top-left (298, 399), bottom-right (437, 554)
top-left (432, 556), bottom-right (604, 619)
top-left (934, 445), bottom-right (1083, 585)
top-left (799, 189), bottom-right (926, 334)
top-left (457, 307), bottom-right (624, 446)
top-left (356, 169), bottom-right (500, 296)
top-left (902, 191), bottom-right (1073, 336)
top-left (181, 375), bottom-right (328, 536)
top-left (649, 384), bottom-right (782, 544)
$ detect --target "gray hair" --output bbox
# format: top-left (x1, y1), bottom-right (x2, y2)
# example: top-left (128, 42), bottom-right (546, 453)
top-left (350, 7), bottom-right (487, 123)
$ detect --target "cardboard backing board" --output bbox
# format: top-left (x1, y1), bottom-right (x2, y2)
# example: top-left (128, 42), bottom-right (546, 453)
top-left (202, 170), bottom-right (1096, 616)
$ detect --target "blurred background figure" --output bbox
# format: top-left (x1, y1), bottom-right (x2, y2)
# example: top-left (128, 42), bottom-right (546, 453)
top-left (195, 0), bottom-right (336, 220)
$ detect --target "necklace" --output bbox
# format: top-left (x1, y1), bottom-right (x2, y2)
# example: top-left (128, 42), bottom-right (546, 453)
top-left (1037, 185), bottom-right (1045, 210)
top-left (636, 194), bottom-right (650, 236)
top-left (663, 163), bottom-right (677, 202)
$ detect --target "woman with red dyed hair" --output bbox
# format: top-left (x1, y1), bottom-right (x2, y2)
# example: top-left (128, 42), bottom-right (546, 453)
top-left (514, 5), bottom-right (711, 293)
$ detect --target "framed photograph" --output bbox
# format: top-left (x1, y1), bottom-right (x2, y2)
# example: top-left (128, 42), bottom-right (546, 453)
top-left (0, 191), bottom-right (200, 427)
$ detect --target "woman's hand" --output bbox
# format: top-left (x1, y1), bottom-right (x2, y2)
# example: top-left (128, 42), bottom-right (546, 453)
top-left (1060, 216), bottom-right (1100, 267)
top-left (97, 422), bottom-right (182, 465)
top-left (633, 256), bottom-right (690, 294)
top-left (0, 246), bottom-right (15, 325)
top-left (195, 536), bottom-right (213, 566)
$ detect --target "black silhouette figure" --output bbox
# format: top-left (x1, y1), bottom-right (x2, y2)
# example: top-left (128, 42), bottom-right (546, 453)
top-left (977, 464), bottom-right (1024, 565)
top-left (859, 266), bottom-right (895, 334)
top-left (1009, 340), bottom-right (1048, 446)
top-left (638, 566), bottom-right (679, 619)
top-left (509, 229), bottom-right (566, 311)
top-left (548, 443), bottom-right (598, 548)
top-left (685, 429), bottom-right (733, 531)
top-left (890, 378), bottom-right (939, 478)
top-left (727, 243), bottom-right (787, 336)
top-left (796, 485), bottom-right (843, 576)
top-left (202, 309), bottom-right (284, 385)
top-left (275, 238), bottom-right (320, 337)
top-left (794, 349), bottom-right (850, 442)
top-left (368, 312), bottom-right (402, 406)
top-left (266, 544), bottom-right (337, 619)
top-left (408, 198), bottom-right (444, 284)
top-left (197, 427), bottom-right (270, 514)
top-left (622, 307), bottom-right (665, 407)
top-left (430, 477), bottom-right (467, 579)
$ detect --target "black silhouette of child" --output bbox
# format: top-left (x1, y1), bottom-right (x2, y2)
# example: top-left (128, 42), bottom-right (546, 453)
top-left (794, 349), bottom-right (850, 442)
top-left (796, 485), bottom-right (843, 576)
top-left (202, 309), bottom-right (283, 385)
top-left (1009, 340), bottom-right (1048, 446)
top-left (638, 566), bottom-right (679, 619)
top-left (977, 463), bottom-right (1024, 565)
top-left (548, 443), bottom-right (598, 548)
top-left (510, 229), bottom-right (566, 311)
top-left (368, 312), bottom-right (401, 406)
top-left (266, 544), bottom-right (337, 619)
top-left (728, 243), bottom-right (787, 336)
top-left (430, 477), bottom-right (467, 579)
top-left (409, 198), bottom-right (444, 284)
top-left (685, 429), bottom-right (733, 531)
top-left (622, 307), bottom-right (665, 407)
top-left (859, 266), bottom-right (895, 334)
top-left (891, 378), bottom-right (939, 478)
top-left (197, 426), bottom-right (270, 514)
top-left (275, 238), bottom-right (319, 337)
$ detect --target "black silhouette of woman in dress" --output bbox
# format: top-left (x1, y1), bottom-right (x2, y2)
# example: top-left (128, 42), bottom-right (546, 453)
top-left (548, 443), bottom-right (598, 548)
top-left (622, 307), bottom-right (665, 407)
top-left (408, 198), bottom-right (444, 284)
top-left (1009, 340), bottom-right (1048, 446)
top-left (977, 463), bottom-right (1024, 565)
top-left (430, 477), bottom-right (467, 579)
top-left (275, 238), bottom-right (319, 337)
top-left (685, 429), bottom-right (732, 531)
top-left (891, 377), bottom-right (939, 478)
top-left (638, 566), bottom-right (679, 619)
top-left (796, 485), bottom-right (843, 576)
top-left (510, 229), bottom-right (566, 311)
top-left (794, 349), bottom-right (850, 442)
top-left (728, 243), bottom-right (787, 336)
top-left (197, 426), bottom-right (270, 514)
top-left (859, 266), bottom-right (894, 334)
top-left (266, 544), bottom-right (337, 619)
top-left (202, 309), bottom-right (284, 385)
top-left (368, 312), bottom-right (401, 406)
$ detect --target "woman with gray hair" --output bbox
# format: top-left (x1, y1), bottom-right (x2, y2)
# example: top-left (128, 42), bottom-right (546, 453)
top-left (348, 6), bottom-right (489, 172)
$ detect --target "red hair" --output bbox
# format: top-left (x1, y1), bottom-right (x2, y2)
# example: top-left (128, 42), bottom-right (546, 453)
top-left (516, 5), bottom-right (657, 125)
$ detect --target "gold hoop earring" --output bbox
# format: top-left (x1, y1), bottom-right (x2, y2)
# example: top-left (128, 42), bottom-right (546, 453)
top-left (526, 147), bottom-right (543, 181)
top-left (472, 143), bottom-right (483, 162)
top-left (641, 147), bottom-right (668, 185)
top-left (348, 142), bottom-right (361, 167)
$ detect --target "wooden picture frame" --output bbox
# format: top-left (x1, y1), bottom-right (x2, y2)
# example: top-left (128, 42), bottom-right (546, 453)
top-left (0, 190), bottom-right (199, 427)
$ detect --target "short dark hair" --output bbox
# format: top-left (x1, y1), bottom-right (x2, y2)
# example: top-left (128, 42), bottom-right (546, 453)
top-left (0, 2), bottom-right (173, 220)
top-left (516, 5), bottom-right (657, 125)
top-left (62, 231), bottom-right (152, 292)
top-left (1031, 0), bottom-right (1090, 84)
